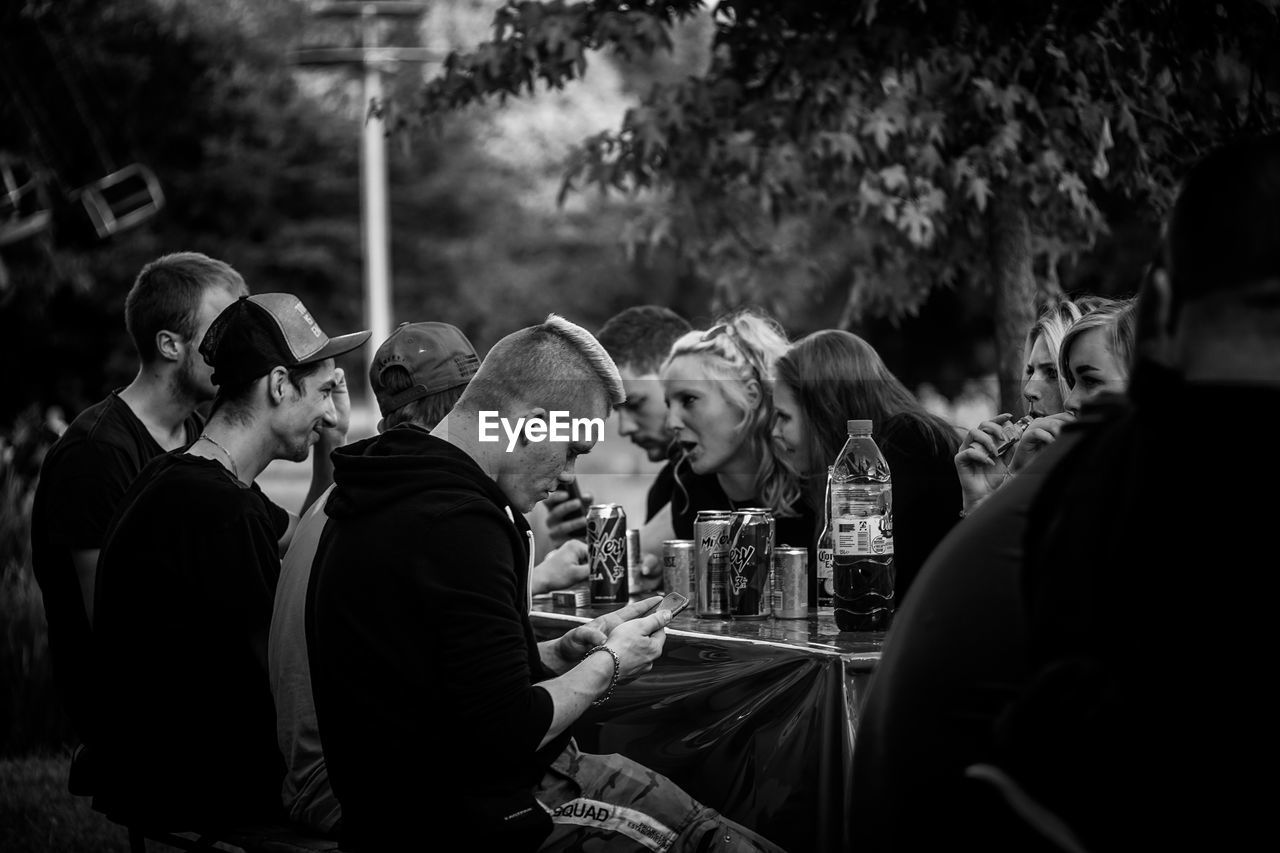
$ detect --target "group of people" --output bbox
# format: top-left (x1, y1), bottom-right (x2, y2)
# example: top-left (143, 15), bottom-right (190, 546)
top-left (27, 132), bottom-right (1277, 851)
top-left (29, 268), bottom-right (784, 849)
top-left (546, 308), bottom-right (964, 604)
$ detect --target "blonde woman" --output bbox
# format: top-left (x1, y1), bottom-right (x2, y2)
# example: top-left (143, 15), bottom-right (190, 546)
top-left (650, 309), bottom-right (812, 559)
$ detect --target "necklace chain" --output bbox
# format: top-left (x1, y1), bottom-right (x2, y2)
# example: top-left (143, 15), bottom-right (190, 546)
top-left (198, 433), bottom-right (240, 481)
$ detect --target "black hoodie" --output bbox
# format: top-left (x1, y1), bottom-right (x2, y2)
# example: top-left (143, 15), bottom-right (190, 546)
top-left (306, 424), bottom-right (567, 850)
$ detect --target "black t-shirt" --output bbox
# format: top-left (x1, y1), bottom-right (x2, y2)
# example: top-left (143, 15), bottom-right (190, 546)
top-left (668, 458), bottom-right (817, 563)
top-left (92, 453), bottom-right (288, 828)
top-left (29, 392), bottom-right (202, 742)
top-left (875, 412), bottom-right (962, 604)
top-left (645, 458), bottom-right (677, 522)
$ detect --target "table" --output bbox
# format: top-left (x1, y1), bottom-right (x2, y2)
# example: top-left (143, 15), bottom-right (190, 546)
top-left (530, 599), bottom-right (883, 853)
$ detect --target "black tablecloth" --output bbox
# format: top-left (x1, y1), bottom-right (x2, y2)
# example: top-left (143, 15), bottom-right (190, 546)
top-left (531, 602), bottom-right (883, 853)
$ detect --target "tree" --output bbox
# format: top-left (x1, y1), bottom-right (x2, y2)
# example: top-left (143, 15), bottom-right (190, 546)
top-left (411, 0), bottom-right (1280, 411)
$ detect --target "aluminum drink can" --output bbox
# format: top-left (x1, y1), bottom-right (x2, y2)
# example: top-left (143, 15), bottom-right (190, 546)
top-left (771, 546), bottom-right (809, 619)
top-left (626, 528), bottom-right (643, 593)
top-left (662, 540), bottom-right (696, 597)
top-left (587, 503), bottom-right (628, 604)
top-left (728, 508), bottom-right (774, 619)
top-left (694, 510), bottom-right (732, 617)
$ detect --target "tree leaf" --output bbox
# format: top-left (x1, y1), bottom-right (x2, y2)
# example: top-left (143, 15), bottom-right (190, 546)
top-left (966, 175), bottom-right (992, 212)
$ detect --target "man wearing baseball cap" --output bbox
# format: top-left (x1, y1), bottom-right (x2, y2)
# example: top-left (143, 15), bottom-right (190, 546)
top-left (91, 293), bottom-right (368, 828)
top-left (268, 320), bottom-right (591, 835)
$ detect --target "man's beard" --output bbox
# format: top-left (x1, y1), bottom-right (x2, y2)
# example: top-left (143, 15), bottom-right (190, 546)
top-left (175, 352), bottom-right (215, 404)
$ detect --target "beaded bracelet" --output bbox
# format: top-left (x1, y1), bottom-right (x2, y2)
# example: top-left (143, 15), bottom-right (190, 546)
top-left (584, 644), bottom-right (621, 706)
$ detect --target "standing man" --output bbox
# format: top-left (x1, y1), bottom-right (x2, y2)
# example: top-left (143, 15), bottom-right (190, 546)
top-left (307, 314), bottom-right (782, 851)
top-left (91, 294), bottom-right (368, 828)
top-left (30, 252), bottom-right (245, 775)
top-left (543, 305), bottom-right (691, 564)
top-left (270, 320), bottom-right (588, 834)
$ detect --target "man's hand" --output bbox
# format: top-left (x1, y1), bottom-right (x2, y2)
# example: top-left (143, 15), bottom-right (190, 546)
top-left (551, 622), bottom-right (610, 669)
top-left (634, 553), bottom-right (663, 593)
top-left (545, 591), bottom-right (660, 671)
top-left (544, 487), bottom-right (591, 547)
top-left (532, 540), bottom-right (589, 595)
top-left (602, 609), bottom-right (672, 681)
top-left (1009, 412), bottom-right (1075, 473)
top-left (584, 595), bottom-right (663, 640)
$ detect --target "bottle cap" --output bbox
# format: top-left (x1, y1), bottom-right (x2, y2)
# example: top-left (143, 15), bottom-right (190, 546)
top-left (847, 419), bottom-right (873, 434)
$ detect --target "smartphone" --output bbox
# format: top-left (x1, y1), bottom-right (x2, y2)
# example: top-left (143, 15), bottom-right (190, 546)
top-left (657, 591), bottom-right (690, 618)
top-left (564, 478), bottom-right (588, 519)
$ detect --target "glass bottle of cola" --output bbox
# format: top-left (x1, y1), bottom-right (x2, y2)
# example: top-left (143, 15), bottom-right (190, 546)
top-left (814, 466), bottom-right (835, 612)
top-left (831, 420), bottom-right (895, 632)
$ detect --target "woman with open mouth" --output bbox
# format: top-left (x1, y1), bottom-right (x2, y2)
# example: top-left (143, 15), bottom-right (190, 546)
top-left (654, 310), bottom-right (814, 565)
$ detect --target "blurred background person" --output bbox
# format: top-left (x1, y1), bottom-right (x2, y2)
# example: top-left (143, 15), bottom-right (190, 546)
top-left (954, 295), bottom-right (1129, 516)
top-left (773, 329), bottom-right (961, 606)
top-left (543, 305), bottom-right (692, 576)
top-left (1059, 296), bottom-right (1138, 415)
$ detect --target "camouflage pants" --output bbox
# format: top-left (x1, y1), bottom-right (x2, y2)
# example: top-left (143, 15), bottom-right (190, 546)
top-left (534, 741), bottom-right (787, 853)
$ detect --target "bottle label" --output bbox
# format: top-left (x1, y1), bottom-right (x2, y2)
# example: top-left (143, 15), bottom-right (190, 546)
top-left (817, 547), bottom-right (833, 580)
top-left (834, 515), bottom-right (894, 557)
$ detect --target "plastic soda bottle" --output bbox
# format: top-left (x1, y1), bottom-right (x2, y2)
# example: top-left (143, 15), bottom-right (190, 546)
top-left (831, 419), bottom-right (895, 631)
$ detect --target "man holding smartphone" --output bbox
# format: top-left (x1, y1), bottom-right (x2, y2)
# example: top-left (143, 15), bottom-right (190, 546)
top-left (270, 320), bottom-right (589, 835)
top-left (307, 314), bottom-right (782, 851)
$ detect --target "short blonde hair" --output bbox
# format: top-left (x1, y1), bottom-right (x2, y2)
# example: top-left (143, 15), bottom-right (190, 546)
top-left (461, 313), bottom-right (623, 415)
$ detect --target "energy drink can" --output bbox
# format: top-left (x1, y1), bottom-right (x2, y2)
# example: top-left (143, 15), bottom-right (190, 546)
top-left (727, 508), bottom-right (774, 619)
top-left (587, 503), bottom-right (628, 604)
top-left (771, 546), bottom-right (809, 619)
top-left (662, 540), bottom-right (695, 598)
top-left (694, 510), bottom-right (732, 617)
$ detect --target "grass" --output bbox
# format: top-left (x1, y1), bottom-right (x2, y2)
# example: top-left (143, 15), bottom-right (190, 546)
top-left (0, 753), bottom-right (179, 853)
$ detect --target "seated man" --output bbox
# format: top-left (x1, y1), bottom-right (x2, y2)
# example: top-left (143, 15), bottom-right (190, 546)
top-left (307, 313), bottom-right (783, 851)
top-left (91, 294), bottom-right (368, 828)
top-left (270, 321), bottom-right (588, 834)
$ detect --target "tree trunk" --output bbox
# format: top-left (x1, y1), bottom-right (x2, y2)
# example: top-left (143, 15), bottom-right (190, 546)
top-left (989, 188), bottom-right (1037, 415)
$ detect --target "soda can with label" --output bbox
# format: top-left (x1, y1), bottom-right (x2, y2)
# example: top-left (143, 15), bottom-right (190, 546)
top-left (694, 510), bottom-right (732, 617)
top-left (662, 540), bottom-right (695, 597)
top-left (771, 546), bottom-right (808, 619)
top-left (587, 504), bottom-right (628, 604)
top-left (727, 508), bottom-right (774, 619)
top-left (626, 528), bottom-right (643, 593)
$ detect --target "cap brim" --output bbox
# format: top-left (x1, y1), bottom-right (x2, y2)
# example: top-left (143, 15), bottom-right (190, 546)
top-left (305, 330), bottom-right (372, 363)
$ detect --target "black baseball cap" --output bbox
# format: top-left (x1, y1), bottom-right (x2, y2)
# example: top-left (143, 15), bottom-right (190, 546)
top-left (200, 293), bottom-right (371, 388)
top-left (369, 321), bottom-right (480, 417)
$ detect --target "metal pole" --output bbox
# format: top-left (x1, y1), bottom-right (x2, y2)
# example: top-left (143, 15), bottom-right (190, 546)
top-left (360, 5), bottom-right (392, 370)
